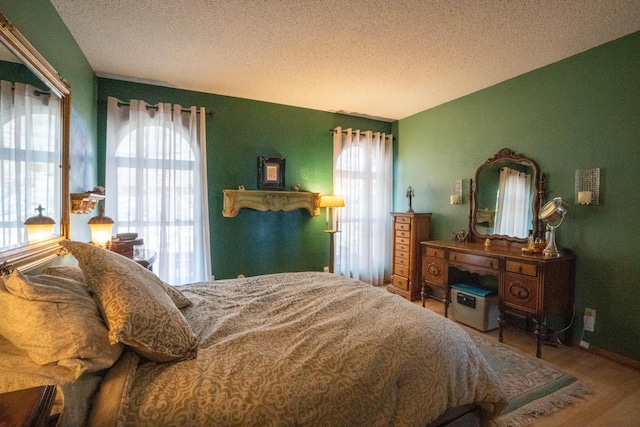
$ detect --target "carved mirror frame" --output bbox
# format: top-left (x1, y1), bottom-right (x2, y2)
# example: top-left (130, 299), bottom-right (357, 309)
top-left (0, 12), bottom-right (70, 272)
top-left (469, 148), bottom-right (546, 246)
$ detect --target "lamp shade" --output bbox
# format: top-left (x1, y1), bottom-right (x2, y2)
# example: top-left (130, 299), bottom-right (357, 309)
top-left (318, 195), bottom-right (345, 208)
top-left (88, 205), bottom-right (114, 247)
top-left (24, 204), bottom-right (55, 242)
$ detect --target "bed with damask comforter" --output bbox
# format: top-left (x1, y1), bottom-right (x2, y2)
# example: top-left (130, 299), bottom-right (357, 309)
top-left (0, 241), bottom-right (506, 426)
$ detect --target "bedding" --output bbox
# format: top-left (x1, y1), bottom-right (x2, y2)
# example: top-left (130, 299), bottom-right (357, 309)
top-left (89, 271), bottom-right (507, 426)
top-left (1, 243), bottom-right (506, 426)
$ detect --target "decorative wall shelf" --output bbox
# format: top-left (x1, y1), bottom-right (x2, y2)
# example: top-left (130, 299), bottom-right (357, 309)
top-left (70, 192), bottom-right (105, 214)
top-left (223, 190), bottom-right (320, 217)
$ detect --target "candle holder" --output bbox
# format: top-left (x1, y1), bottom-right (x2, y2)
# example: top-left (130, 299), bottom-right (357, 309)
top-left (450, 179), bottom-right (462, 205)
top-left (575, 168), bottom-right (600, 204)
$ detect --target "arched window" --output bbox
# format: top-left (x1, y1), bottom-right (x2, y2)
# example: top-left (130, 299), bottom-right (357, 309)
top-left (0, 80), bottom-right (60, 247)
top-left (106, 97), bottom-right (210, 285)
top-left (332, 127), bottom-right (392, 285)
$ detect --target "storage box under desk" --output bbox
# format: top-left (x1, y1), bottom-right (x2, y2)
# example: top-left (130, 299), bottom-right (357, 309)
top-left (450, 284), bottom-right (499, 332)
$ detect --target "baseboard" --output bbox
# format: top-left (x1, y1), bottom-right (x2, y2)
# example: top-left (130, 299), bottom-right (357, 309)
top-left (574, 340), bottom-right (640, 370)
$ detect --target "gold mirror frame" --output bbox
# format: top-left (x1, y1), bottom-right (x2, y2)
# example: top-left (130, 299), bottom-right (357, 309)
top-left (469, 148), bottom-right (546, 246)
top-left (0, 12), bottom-right (70, 272)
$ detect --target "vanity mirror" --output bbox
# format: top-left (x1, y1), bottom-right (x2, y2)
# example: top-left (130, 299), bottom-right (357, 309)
top-left (0, 12), bottom-right (70, 271)
top-left (469, 148), bottom-right (545, 246)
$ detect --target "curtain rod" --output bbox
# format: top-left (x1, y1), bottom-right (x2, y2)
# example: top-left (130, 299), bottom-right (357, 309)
top-left (329, 128), bottom-right (394, 139)
top-left (117, 101), bottom-right (214, 118)
top-left (8, 84), bottom-right (50, 97)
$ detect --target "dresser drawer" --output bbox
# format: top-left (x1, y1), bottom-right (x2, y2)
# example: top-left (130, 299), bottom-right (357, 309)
top-left (396, 230), bottom-right (411, 239)
top-left (503, 273), bottom-right (539, 313)
top-left (395, 216), bottom-right (412, 224)
top-left (506, 260), bottom-right (537, 277)
top-left (394, 264), bottom-right (409, 278)
top-left (396, 236), bottom-right (411, 246)
top-left (424, 247), bottom-right (444, 259)
top-left (395, 222), bottom-right (411, 231)
top-left (395, 250), bottom-right (410, 260)
top-left (395, 242), bottom-right (410, 253)
top-left (391, 275), bottom-right (409, 290)
top-left (395, 257), bottom-right (410, 267)
top-left (449, 251), bottom-right (498, 270)
top-left (422, 256), bottom-right (446, 286)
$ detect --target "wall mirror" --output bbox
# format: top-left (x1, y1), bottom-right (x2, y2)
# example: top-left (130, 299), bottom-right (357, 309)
top-left (469, 148), bottom-right (545, 245)
top-left (0, 12), bottom-right (70, 272)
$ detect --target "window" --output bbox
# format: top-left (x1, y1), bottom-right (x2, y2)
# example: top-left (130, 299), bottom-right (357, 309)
top-left (106, 97), bottom-right (210, 285)
top-left (0, 80), bottom-right (60, 247)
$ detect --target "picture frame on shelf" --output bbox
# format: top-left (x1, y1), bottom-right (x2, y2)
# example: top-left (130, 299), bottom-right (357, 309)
top-left (257, 157), bottom-right (285, 190)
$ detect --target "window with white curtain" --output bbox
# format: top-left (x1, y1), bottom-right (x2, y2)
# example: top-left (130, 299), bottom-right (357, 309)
top-left (0, 80), bottom-right (60, 247)
top-left (494, 167), bottom-right (532, 238)
top-left (105, 97), bottom-right (211, 285)
top-left (332, 127), bottom-right (393, 286)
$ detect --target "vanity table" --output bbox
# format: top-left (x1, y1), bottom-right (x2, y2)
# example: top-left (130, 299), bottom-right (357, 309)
top-left (422, 148), bottom-right (575, 358)
top-left (421, 240), bottom-right (574, 358)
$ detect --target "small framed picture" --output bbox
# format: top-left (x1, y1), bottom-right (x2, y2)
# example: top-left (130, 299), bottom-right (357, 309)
top-left (257, 157), bottom-right (285, 190)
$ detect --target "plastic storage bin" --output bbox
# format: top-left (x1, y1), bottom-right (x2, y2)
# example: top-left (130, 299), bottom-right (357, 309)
top-left (450, 283), bottom-right (499, 332)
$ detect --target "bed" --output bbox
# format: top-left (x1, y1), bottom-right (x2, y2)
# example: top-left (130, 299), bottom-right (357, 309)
top-left (0, 241), bottom-right (506, 426)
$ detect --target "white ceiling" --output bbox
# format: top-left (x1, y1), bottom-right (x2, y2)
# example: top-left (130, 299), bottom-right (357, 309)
top-left (50, 0), bottom-right (640, 121)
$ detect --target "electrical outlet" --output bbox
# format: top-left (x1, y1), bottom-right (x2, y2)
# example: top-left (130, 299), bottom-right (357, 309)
top-left (323, 266), bottom-right (329, 273)
top-left (584, 307), bottom-right (596, 332)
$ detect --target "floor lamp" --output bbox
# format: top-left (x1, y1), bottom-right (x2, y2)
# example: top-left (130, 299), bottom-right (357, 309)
top-left (319, 195), bottom-right (344, 273)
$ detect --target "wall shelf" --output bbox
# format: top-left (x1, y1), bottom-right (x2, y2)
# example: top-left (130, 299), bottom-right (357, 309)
top-left (223, 190), bottom-right (320, 217)
top-left (70, 192), bottom-right (105, 214)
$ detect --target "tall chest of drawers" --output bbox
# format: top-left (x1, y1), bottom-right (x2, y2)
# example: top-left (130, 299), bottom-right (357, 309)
top-left (387, 212), bottom-right (431, 301)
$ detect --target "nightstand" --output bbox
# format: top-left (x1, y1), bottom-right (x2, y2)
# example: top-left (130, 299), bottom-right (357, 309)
top-left (0, 385), bottom-right (57, 427)
top-left (134, 250), bottom-right (157, 271)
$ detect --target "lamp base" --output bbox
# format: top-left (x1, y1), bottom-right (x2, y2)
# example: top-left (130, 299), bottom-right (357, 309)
top-left (542, 226), bottom-right (560, 257)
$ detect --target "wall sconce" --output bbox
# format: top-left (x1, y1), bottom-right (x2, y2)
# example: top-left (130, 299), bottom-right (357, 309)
top-left (450, 179), bottom-right (462, 205)
top-left (318, 194), bottom-right (345, 273)
top-left (24, 204), bottom-right (55, 242)
top-left (88, 204), bottom-right (114, 248)
top-left (575, 168), bottom-right (600, 205)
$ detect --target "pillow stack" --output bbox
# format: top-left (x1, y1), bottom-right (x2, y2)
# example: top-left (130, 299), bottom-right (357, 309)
top-left (60, 240), bottom-right (198, 362)
top-left (0, 271), bottom-right (123, 378)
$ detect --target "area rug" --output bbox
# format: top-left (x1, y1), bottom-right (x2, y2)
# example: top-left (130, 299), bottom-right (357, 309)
top-left (470, 334), bottom-right (591, 427)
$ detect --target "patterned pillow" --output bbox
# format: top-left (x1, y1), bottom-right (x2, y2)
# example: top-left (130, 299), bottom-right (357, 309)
top-left (60, 240), bottom-right (198, 362)
top-left (0, 271), bottom-right (123, 378)
top-left (43, 264), bottom-right (192, 309)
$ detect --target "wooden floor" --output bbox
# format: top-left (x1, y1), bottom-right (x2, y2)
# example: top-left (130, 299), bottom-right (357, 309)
top-left (418, 298), bottom-right (640, 427)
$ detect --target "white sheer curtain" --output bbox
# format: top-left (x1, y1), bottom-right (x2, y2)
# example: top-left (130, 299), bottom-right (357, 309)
top-left (494, 167), bottom-right (531, 238)
top-left (0, 81), bottom-right (61, 246)
top-left (332, 127), bottom-right (393, 285)
top-left (106, 97), bottom-right (211, 285)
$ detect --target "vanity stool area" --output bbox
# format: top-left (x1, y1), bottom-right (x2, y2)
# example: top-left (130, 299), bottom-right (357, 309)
top-left (421, 240), bottom-right (575, 358)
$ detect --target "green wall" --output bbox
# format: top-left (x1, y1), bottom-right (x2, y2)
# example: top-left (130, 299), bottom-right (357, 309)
top-left (395, 31), bottom-right (640, 361)
top-left (96, 79), bottom-right (391, 279)
top-left (1, 0), bottom-right (98, 244)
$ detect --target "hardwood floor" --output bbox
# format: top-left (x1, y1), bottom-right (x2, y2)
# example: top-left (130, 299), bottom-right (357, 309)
top-left (418, 298), bottom-right (640, 427)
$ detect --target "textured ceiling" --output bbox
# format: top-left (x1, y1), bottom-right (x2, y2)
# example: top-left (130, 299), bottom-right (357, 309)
top-left (50, 0), bottom-right (640, 121)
